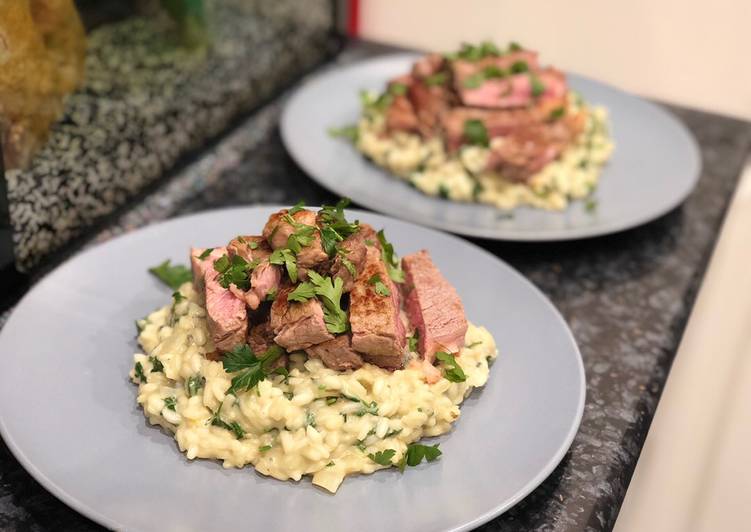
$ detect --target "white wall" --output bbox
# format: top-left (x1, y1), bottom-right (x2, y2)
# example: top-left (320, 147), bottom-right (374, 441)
top-left (359, 0), bottom-right (751, 121)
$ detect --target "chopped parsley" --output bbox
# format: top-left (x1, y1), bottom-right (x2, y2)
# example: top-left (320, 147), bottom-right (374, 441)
top-left (424, 72), bottom-right (447, 86)
top-left (172, 291), bottom-right (185, 303)
top-left (149, 356), bottom-right (164, 373)
top-left (508, 41), bottom-right (523, 52)
top-left (377, 229), bottom-right (404, 283)
top-left (510, 60), bottom-right (529, 74)
top-left (259, 445), bottom-right (272, 452)
top-left (197, 248), bottom-right (213, 260)
top-left (269, 248), bottom-right (298, 283)
top-left (213, 254), bottom-right (253, 290)
top-left (385, 428), bottom-right (403, 438)
top-left (466, 341), bottom-right (483, 349)
top-left (438, 185), bottom-right (450, 199)
top-left (305, 411), bottom-right (317, 428)
top-left (163, 396), bottom-right (177, 411)
top-left (223, 344), bottom-right (286, 395)
top-left (134, 361), bottom-right (147, 383)
top-left (148, 260), bottom-right (192, 290)
top-left (529, 74), bottom-right (545, 97)
top-left (185, 375), bottom-right (205, 397)
top-left (585, 197), bottom-right (598, 213)
top-left (368, 273), bottom-right (391, 297)
top-left (398, 443), bottom-right (442, 472)
top-left (337, 248), bottom-right (357, 278)
top-left (408, 330), bottom-right (420, 353)
top-left (463, 119), bottom-right (489, 147)
top-left (318, 199), bottom-right (360, 258)
top-left (483, 65), bottom-right (507, 79)
top-left (356, 400), bottom-right (379, 417)
top-left (326, 461), bottom-right (335, 467)
top-left (463, 73), bottom-right (485, 89)
top-left (435, 352), bottom-right (467, 383)
top-left (389, 83), bottom-right (407, 96)
top-left (208, 408), bottom-right (245, 440)
top-left (549, 106), bottom-right (565, 120)
top-left (283, 215), bottom-right (316, 253)
top-left (368, 449), bottom-right (396, 466)
top-left (286, 271), bottom-right (348, 334)
top-left (288, 200), bottom-right (306, 216)
top-left (325, 397), bottom-right (338, 405)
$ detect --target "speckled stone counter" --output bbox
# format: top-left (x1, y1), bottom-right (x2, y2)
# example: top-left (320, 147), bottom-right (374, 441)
top-left (0, 42), bottom-right (750, 531)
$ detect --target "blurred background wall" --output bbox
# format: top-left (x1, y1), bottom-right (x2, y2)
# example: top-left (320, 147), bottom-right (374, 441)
top-left (358, 0), bottom-right (751, 121)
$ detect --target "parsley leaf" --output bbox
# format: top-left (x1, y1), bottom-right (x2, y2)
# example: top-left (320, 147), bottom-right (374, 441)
top-left (149, 260), bottom-right (192, 290)
top-left (287, 282), bottom-right (316, 302)
top-left (134, 361), bottom-right (147, 383)
top-left (508, 41), bottom-right (523, 52)
top-left (149, 356), bottom-right (164, 373)
top-left (529, 74), bottom-right (546, 97)
top-left (318, 199), bottom-right (360, 258)
top-left (172, 291), bottom-right (185, 303)
top-left (463, 73), bottom-right (485, 89)
top-left (209, 408), bottom-right (245, 439)
top-left (186, 375), bottom-right (204, 397)
top-left (307, 271), bottom-right (348, 334)
top-left (337, 248), bottom-right (357, 278)
top-left (369, 449), bottom-right (396, 466)
top-left (269, 248), bottom-right (298, 283)
top-left (259, 445), bottom-right (272, 452)
top-left (466, 341), bottom-right (483, 349)
top-left (197, 248), bottom-right (213, 260)
top-left (408, 330), bottom-right (420, 353)
top-left (376, 230), bottom-right (404, 283)
top-left (435, 352), bottom-right (467, 383)
top-left (288, 200), bottom-right (306, 215)
top-left (585, 197), bottom-right (598, 213)
top-left (368, 273), bottom-right (391, 297)
top-left (283, 214), bottom-right (316, 252)
top-left (223, 344), bottom-right (286, 395)
top-left (213, 254), bottom-right (252, 290)
top-left (424, 72), bottom-right (447, 86)
top-left (510, 60), bottom-right (529, 74)
top-left (389, 83), bottom-right (407, 96)
top-left (483, 65), bottom-right (507, 78)
top-left (163, 396), bottom-right (177, 411)
top-left (549, 106), bottom-right (565, 120)
top-left (398, 443), bottom-right (442, 472)
top-left (463, 119), bottom-right (489, 147)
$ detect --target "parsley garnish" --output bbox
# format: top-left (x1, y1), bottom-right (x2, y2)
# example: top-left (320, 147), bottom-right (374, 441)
top-left (148, 260), bottom-right (192, 290)
top-left (287, 272), bottom-right (348, 334)
top-left (318, 199), bottom-right (360, 258)
top-left (483, 65), bottom-right (507, 79)
top-left (337, 248), bottom-right (357, 277)
top-left (269, 248), bottom-right (298, 283)
top-left (368, 273), bottom-right (391, 297)
top-left (213, 254), bottom-right (252, 290)
top-left (197, 248), bottom-right (213, 260)
top-left (463, 73), bottom-right (484, 89)
top-left (398, 443), bottom-right (442, 472)
top-left (369, 449), bottom-right (396, 466)
top-left (283, 214), bottom-right (316, 253)
top-left (223, 344), bottom-right (286, 395)
top-left (134, 361), bottom-right (147, 383)
top-left (424, 72), bottom-right (447, 86)
top-left (549, 107), bottom-right (565, 120)
top-left (508, 41), bottom-right (522, 52)
top-left (287, 282), bottom-right (316, 302)
top-left (435, 352), bottom-right (467, 383)
top-left (408, 330), bottom-right (420, 353)
top-left (377, 229), bottom-right (404, 283)
top-left (389, 83), bottom-right (407, 96)
top-left (208, 408), bottom-right (245, 439)
top-left (186, 375), bottom-right (205, 397)
top-left (385, 428), bottom-right (403, 438)
top-left (463, 119), bottom-right (489, 147)
top-left (172, 291), bottom-right (185, 303)
top-left (326, 461), bottom-right (335, 467)
top-left (325, 397), bottom-right (338, 405)
top-left (259, 445), bottom-right (272, 452)
top-left (466, 341), bottom-right (483, 348)
top-left (305, 412), bottom-right (317, 428)
top-left (163, 396), bottom-right (177, 411)
top-left (288, 200), bottom-right (305, 215)
top-left (438, 185), bottom-right (450, 199)
top-left (149, 356), bottom-right (164, 373)
top-left (510, 60), bottom-right (528, 74)
top-left (356, 400), bottom-right (378, 417)
top-left (585, 197), bottom-right (598, 213)
top-left (529, 74), bottom-right (545, 97)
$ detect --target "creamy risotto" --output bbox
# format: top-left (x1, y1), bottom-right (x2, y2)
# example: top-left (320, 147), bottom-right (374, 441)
top-left (356, 92), bottom-right (614, 211)
top-left (131, 282), bottom-right (497, 493)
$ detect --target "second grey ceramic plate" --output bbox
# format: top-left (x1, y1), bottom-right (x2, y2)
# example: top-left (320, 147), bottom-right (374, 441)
top-left (0, 207), bottom-right (584, 531)
top-left (281, 54), bottom-right (701, 240)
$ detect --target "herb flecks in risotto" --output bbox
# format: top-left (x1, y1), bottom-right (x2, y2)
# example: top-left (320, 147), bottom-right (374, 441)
top-left (130, 203), bottom-right (498, 493)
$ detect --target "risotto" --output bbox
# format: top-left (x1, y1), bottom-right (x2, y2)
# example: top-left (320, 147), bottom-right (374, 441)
top-left (131, 282), bottom-right (497, 493)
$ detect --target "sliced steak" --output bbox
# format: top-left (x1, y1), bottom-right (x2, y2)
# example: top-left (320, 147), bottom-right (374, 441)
top-left (412, 53), bottom-right (445, 78)
top-left (269, 286), bottom-right (333, 351)
top-left (349, 247), bottom-right (406, 368)
top-left (450, 50), bottom-right (540, 89)
top-left (386, 94), bottom-right (420, 133)
top-left (190, 247), bottom-right (226, 292)
top-left (305, 334), bottom-right (363, 371)
top-left (227, 235), bottom-right (271, 263)
top-left (248, 321), bottom-right (287, 371)
top-left (456, 68), bottom-right (567, 109)
top-left (204, 254), bottom-right (248, 353)
top-left (262, 208), bottom-right (328, 268)
top-left (402, 250), bottom-right (467, 362)
top-left (245, 261), bottom-right (282, 310)
top-left (330, 223), bottom-right (378, 292)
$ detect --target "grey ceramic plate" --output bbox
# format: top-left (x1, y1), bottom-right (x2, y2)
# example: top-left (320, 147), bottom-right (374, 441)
top-left (281, 54), bottom-right (701, 240)
top-left (0, 207), bottom-right (584, 531)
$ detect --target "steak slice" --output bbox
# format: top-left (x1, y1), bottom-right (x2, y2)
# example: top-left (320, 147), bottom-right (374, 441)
top-left (203, 253), bottom-right (248, 353)
top-left (305, 334), bottom-right (363, 371)
top-left (247, 321), bottom-right (287, 371)
top-left (245, 261), bottom-right (281, 310)
top-left (330, 223), bottom-right (378, 292)
top-left (402, 250), bottom-right (467, 362)
top-left (349, 247), bottom-right (406, 368)
top-left (190, 247), bottom-right (226, 292)
top-left (227, 235), bottom-right (271, 263)
top-left (269, 286), bottom-right (333, 351)
top-left (262, 208), bottom-right (328, 268)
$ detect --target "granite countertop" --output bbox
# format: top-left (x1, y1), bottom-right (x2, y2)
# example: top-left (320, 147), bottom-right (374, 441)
top-left (1, 42), bottom-right (750, 531)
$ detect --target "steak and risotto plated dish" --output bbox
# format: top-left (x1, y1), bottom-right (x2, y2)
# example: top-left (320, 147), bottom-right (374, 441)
top-left (131, 201), bottom-right (497, 493)
top-left (332, 42), bottom-right (614, 211)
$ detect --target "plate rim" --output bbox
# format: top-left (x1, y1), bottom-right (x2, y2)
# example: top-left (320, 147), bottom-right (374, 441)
top-left (0, 205), bottom-right (586, 531)
top-left (281, 52), bottom-right (702, 241)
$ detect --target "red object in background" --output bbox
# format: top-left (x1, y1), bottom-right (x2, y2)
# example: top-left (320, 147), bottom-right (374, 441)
top-left (348, 0), bottom-right (359, 36)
